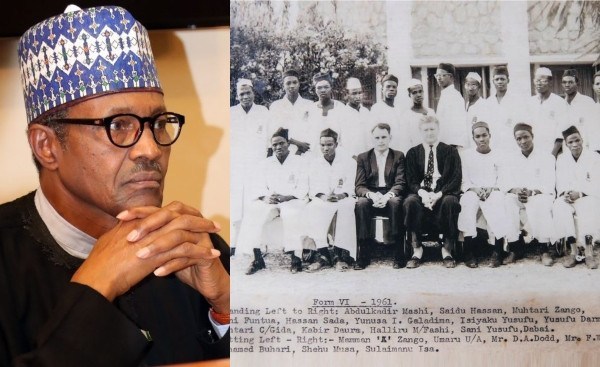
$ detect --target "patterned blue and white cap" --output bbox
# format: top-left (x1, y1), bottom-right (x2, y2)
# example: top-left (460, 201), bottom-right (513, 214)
top-left (18, 5), bottom-right (162, 123)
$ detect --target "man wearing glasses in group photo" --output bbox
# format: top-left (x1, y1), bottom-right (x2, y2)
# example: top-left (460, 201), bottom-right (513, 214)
top-left (0, 5), bottom-right (230, 366)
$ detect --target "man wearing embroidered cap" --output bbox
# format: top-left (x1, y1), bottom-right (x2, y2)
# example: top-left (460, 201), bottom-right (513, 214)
top-left (561, 69), bottom-right (599, 154)
top-left (268, 69), bottom-right (313, 155)
top-left (501, 123), bottom-right (557, 266)
top-left (2, 5), bottom-right (230, 365)
top-left (464, 72), bottom-right (488, 127)
top-left (402, 79), bottom-right (436, 153)
top-left (527, 67), bottom-right (568, 157)
top-left (553, 126), bottom-right (600, 269)
top-left (434, 63), bottom-right (470, 148)
top-left (231, 78), bottom-right (269, 252)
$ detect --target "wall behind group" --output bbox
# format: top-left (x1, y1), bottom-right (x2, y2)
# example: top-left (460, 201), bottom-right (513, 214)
top-left (0, 27), bottom-right (231, 242)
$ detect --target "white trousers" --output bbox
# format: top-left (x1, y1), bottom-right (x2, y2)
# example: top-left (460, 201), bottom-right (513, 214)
top-left (303, 197), bottom-right (357, 260)
top-left (552, 196), bottom-right (600, 244)
top-left (236, 199), bottom-right (306, 256)
top-left (504, 193), bottom-right (555, 243)
top-left (458, 190), bottom-right (508, 240)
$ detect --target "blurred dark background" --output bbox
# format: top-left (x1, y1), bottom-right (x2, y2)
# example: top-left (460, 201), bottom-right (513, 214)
top-left (0, 1), bottom-right (229, 37)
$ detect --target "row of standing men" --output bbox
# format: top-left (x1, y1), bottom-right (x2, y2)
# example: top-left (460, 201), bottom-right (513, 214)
top-left (231, 63), bottom-right (600, 273)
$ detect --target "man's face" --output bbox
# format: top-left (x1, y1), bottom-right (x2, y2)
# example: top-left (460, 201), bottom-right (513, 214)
top-left (408, 85), bottom-right (424, 105)
top-left (371, 127), bottom-right (391, 153)
top-left (315, 80), bottom-right (332, 100)
top-left (515, 130), bottom-right (534, 152)
top-left (534, 75), bottom-right (551, 94)
top-left (271, 136), bottom-right (290, 159)
top-left (565, 133), bottom-right (583, 158)
top-left (320, 136), bottom-right (337, 159)
top-left (493, 74), bottom-right (509, 93)
top-left (562, 76), bottom-right (578, 96)
top-left (55, 92), bottom-right (170, 217)
top-left (435, 69), bottom-right (453, 88)
top-left (283, 76), bottom-right (299, 98)
top-left (472, 127), bottom-right (490, 151)
top-left (237, 85), bottom-right (254, 108)
top-left (347, 87), bottom-right (363, 105)
top-left (594, 76), bottom-right (600, 97)
top-left (382, 81), bottom-right (398, 99)
top-left (420, 121), bottom-right (439, 145)
top-left (464, 79), bottom-right (480, 98)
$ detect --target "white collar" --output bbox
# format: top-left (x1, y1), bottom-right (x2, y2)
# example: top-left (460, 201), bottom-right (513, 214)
top-left (422, 142), bottom-right (439, 151)
top-left (34, 189), bottom-right (96, 259)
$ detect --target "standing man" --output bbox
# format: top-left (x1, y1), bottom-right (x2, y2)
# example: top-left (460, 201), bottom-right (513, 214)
top-left (562, 69), bottom-right (599, 153)
top-left (403, 79), bottom-right (436, 153)
top-left (464, 72), bottom-right (488, 126)
top-left (3, 5), bottom-right (230, 365)
top-left (371, 73), bottom-right (408, 150)
top-left (354, 123), bottom-right (406, 269)
top-left (553, 126), bottom-right (600, 269)
top-left (304, 128), bottom-right (358, 271)
top-left (231, 78), bottom-right (270, 250)
top-left (237, 128), bottom-right (308, 275)
top-left (485, 66), bottom-right (527, 153)
top-left (458, 122), bottom-right (510, 268)
top-left (404, 115), bottom-right (462, 269)
top-left (528, 67), bottom-right (567, 157)
top-left (501, 123), bottom-right (557, 266)
top-left (435, 63), bottom-right (470, 149)
top-left (268, 69), bottom-right (313, 154)
top-left (343, 77), bottom-right (371, 158)
top-left (306, 72), bottom-right (347, 156)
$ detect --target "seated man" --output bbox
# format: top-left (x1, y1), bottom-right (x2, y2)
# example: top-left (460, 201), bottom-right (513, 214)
top-left (354, 123), bottom-right (406, 269)
top-left (404, 115), bottom-right (462, 269)
top-left (304, 128), bottom-right (357, 271)
top-left (458, 122), bottom-right (510, 268)
top-left (502, 123), bottom-right (557, 266)
top-left (553, 126), bottom-right (600, 269)
top-left (237, 128), bottom-right (308, 274)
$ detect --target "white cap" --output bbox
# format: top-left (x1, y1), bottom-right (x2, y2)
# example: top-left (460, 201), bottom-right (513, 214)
top-left (236, 78), bottom-right (253, 90)
top-left (64, 4), bottom-right (83, 12)
top-left (346, 77), bottom-right (362, 89)
top-left (535, 67), bottom-right (553, 78)
top-left (465, 72), bottom-right (482, 84)
top-left (406, 78), bottom-right (423, 90)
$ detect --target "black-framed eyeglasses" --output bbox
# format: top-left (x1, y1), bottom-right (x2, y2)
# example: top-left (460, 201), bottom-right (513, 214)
top-left (51, 112), bottom-right (185, 148)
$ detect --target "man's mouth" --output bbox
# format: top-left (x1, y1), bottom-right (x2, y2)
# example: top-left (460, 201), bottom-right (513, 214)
top-left (127, 172), bottom-right (163, 188)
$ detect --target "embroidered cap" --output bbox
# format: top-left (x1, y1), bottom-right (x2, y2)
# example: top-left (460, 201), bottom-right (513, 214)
top-left (18, 5), bottom-right (162, 123)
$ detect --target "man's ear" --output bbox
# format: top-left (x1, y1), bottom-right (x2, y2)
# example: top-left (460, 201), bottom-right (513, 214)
top-left (27, 124), bottom-right (63, 171)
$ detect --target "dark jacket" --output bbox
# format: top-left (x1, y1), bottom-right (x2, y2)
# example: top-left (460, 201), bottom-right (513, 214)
top-left (0, 192), bottom-right (229, 367)
top-left (405, 142), bottom-right (462, 196)
top-left (355, 148), bottom-right (406, 197)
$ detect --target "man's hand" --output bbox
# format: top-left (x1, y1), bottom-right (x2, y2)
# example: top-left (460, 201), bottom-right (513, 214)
top-left (116, 202), bottom-right (230, 314)
top-left (70, 202), bottom-right (222, 304)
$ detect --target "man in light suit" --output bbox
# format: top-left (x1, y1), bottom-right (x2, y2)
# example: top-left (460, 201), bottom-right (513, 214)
top-left (354, 123), bottom-right (406, 270)
top-left (404, 115), bottom-right (462, 268)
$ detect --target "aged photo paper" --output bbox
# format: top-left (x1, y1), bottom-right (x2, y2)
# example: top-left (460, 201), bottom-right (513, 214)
top-left (230, 1), bottom-right (600, 366)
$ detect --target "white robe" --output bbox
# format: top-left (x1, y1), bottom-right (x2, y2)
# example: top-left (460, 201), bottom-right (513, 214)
top-left (485, 90), bottom-right (528, 154)
top-left (303, 153), bottom-right (358, 259)
top-left (436, 86), bottom-right (470, 148)
top-left (527, 93), bottom-right (567, 154)
top-left (564, 92), bottom-right (599, 152)
top-left (553, 149), bottom-right (600, 242)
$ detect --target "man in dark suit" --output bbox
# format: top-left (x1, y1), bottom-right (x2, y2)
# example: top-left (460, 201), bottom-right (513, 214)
top-left (354, 123), bottom-right (406, 269)
top-left (404, 115), bottom-right (462, 268)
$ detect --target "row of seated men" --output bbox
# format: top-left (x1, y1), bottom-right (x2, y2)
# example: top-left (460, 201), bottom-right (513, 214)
top-left (234, 116), bottom-right (600, 275)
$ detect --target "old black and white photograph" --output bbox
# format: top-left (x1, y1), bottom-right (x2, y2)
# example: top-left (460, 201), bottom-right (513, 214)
top-left (230, 1), bottom-right (600, 366)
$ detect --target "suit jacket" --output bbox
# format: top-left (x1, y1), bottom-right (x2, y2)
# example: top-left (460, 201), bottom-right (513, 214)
top-left (355, 148), bottom-right (406, 197)
top-left (405, 142), bottom-right (462, 195)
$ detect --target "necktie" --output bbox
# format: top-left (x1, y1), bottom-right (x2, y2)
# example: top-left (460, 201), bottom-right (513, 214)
top-left (424, 145), bottom-right (434, 190)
